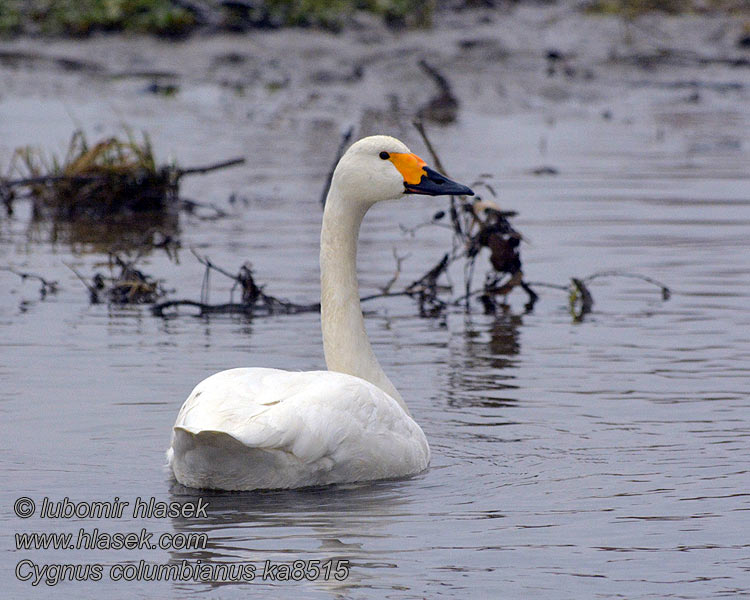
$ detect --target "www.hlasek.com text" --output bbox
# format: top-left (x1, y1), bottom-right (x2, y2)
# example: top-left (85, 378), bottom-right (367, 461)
top-left (16, 528), bottom-right (207, 551)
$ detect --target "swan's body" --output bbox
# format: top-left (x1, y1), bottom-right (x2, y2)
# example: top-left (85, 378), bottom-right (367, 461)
top-left (168, 135), bottom-right (472, 490)
top-left (168, 368), bottom-right (428, 489)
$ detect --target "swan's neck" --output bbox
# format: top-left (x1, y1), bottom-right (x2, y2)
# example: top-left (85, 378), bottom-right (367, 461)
top-left (320, 187), bottom-right (409, 415)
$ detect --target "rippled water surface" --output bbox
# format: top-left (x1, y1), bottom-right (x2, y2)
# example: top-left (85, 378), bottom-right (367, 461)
top-left (2, 59), bottom-right (749, 598)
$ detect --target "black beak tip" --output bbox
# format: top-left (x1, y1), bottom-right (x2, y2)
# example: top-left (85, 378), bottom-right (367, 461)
top-left (405, 167), bottom-right (475, 197)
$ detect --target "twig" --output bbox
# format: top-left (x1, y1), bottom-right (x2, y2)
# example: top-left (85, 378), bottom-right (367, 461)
top-left (524, 280), bottom-right (569, 291)
top-left (63, 262), bottom-right (101, 303)
top-left (413, 119), bottom-right (465, 240)
top-left (380, 248), bottom-right (410, 294)
top-left (151, 249), bottom-right (320, 319)
top-left (398, 221), bottom-right (454, 236)
top-left (360, 291), bottom-right (413, 303)
top-left (520, 281), bottom-right (539, 310)
top-left (176, 158), bottom-right (245, 178)
top-left (190, 247), bottom-right (237, 281)
top-left (405, 253), bottom-right (451, 294)
top-left (583, 270), bottom-right (671, 300)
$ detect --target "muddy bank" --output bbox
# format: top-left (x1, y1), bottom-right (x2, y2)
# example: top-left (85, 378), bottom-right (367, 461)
top-left (1, 3), bottom-right (747, 172)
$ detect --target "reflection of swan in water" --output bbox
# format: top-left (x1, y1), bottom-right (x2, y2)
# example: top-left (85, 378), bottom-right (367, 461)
top-left (446, 313), bottom-right (523, 409)
top-left (165, 480), bottom-right (417, 596)
top-left (168, 135), bottom-right (473, 491)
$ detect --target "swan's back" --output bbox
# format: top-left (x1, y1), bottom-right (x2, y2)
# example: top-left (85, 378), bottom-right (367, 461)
top-left (168, 368), bottom-right (430, 490)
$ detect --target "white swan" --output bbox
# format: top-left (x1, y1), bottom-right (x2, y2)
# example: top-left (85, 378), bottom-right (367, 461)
top-left (167, 135), bottom-right (473, 490)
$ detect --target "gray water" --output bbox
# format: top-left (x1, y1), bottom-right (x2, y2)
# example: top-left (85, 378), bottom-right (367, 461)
top-left (2, 31), bottom-right (750, 599)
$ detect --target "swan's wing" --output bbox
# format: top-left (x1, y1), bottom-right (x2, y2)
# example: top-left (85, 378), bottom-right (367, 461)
top-left (171, 367), bottom-right (427, 468)
top-left (173, 368), bottom-right (305, 439)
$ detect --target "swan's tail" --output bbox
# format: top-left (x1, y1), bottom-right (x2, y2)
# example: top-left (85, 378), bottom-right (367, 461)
top-left (168, 426), bottom-right (317, 491)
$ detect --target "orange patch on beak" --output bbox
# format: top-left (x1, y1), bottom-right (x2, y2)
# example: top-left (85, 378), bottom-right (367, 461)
top-left (389, 153), bottom-right (428, 185)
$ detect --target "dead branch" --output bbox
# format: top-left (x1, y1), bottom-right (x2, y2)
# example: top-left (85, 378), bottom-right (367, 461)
top-left (63, 262), bottom-right (102, 304)
top-left (0, 266), bottom-right (58, 298)
top-left (413, 119), bottom-right (466, 241)
top-left (583, 270), bottom-right (671, 300)
top-left (360, 291), bottom-right (414, 303)
top-left (151, 249), bottom-right (320, 318)
top-left (176, 157), bottom-right (245, 178)
top-left (525, 280), bottom-right (569, 291)
top-left (380, 248), bottom-right (410, 294)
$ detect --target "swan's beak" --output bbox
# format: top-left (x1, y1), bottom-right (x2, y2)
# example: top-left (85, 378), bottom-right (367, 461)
top-left (389, 152), bottom-right (474, 197)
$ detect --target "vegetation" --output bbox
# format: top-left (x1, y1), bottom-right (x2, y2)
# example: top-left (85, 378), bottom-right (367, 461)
top-left (0, 0), bottom-right (195, 36)
top-left (5, 130), bottom-right (175, 220)
top-left (1, 129), bottom-right (243, 233)
top-left (0, 0), bottom-right (432, 37)
top-left (584, 0), bottom-right (748, 17)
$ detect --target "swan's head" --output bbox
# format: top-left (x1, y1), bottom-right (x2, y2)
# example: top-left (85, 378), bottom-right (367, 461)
top-left (330, 135), bottom-right (474, 208)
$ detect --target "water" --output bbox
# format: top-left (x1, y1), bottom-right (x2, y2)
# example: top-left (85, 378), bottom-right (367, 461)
top-left (2, 35), bottom-right (749, 599)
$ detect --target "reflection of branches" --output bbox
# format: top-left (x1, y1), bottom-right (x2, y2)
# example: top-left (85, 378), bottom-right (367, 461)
top-left (178, 198), bottom-right (228, 220)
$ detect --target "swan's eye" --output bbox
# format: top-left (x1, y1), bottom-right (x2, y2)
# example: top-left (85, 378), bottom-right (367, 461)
top-left (379, 151), bottom-right (390, 160)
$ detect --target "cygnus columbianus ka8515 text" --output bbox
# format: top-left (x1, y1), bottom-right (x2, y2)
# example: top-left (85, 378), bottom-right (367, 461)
top-left (167, 135), bottom-right (473, 490)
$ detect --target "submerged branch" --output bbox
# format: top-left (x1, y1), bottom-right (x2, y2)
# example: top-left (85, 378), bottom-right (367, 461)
top-left (0, 266), bottom-right (58, 298)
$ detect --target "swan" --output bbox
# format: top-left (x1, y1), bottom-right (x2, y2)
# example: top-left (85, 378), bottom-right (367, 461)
top-left (167, 135), bottom-right (473, 490)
